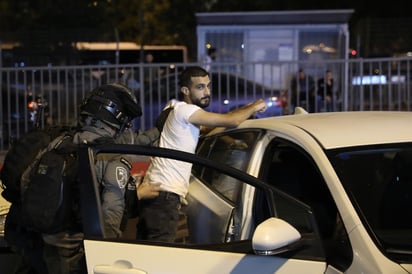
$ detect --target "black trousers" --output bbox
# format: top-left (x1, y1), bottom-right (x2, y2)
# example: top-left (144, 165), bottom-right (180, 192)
top-left (136, 191), bottom-right (181, 243)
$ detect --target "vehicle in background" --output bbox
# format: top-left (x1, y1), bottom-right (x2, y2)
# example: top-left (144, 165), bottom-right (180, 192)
top-left (74, 42), bottom-right (188, 65)
top-left (82, 110), bottom-right (412, 273)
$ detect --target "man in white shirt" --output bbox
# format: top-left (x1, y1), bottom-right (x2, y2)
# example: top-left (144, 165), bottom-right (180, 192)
top-left (137, 66), bottom-right (267, 242)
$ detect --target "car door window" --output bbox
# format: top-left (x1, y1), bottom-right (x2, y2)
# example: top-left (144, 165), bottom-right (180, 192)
top-left (189, 131), bottom-right (263, 244)
top-left (194, 130), bottom-right (262, 203)
top-left (259, 139), bottom-right (352, 272)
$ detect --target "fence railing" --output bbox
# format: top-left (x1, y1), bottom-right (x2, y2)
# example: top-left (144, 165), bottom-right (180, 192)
top-left (1, 57), bottom-right (411, 149)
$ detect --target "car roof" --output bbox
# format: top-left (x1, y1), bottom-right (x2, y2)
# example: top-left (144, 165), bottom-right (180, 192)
top-left (236, 110), bottom-right (412, 149)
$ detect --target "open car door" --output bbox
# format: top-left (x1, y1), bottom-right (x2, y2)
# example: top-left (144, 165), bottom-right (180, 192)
top-left (79, 144), bottom-right (326, 274)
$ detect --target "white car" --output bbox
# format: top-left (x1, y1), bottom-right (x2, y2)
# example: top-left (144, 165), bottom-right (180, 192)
top-left (82, 109), bottom-right (412, 274)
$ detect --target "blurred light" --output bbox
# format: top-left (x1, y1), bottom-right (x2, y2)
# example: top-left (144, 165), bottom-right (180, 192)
top-left (75, 42), bottom-right (138, 50)
top-left (391, 75), bottom-right (405, 83)
top-left (352, 75), bottom-right (387, 85)
top-left (305, 48), bottom-right (313, 54)
top-left (303, 43), bottom-right (336, 54)
top-left (351, 49), bottom-right (357, 56)
top-left (267, 96), bottom-right (279, 107)
top-left (28, 101), bottom-right (34, 109)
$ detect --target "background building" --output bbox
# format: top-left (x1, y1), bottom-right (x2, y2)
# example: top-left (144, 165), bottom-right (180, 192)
top-left (196, 10), bottom-right (353, 89)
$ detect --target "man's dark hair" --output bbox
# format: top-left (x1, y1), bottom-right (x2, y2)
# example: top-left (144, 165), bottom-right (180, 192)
top-left (179, 66), bottom-right (209, 89)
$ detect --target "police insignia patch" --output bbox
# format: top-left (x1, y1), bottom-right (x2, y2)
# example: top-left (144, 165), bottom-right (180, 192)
top-left (116, 166), bottom-right (128, 189)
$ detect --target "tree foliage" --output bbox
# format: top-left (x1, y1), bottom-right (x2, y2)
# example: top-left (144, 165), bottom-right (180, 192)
top-left (0, 0), bottom-right (215, 63)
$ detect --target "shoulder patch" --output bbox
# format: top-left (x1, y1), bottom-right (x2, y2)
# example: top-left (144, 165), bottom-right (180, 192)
top-left (120, 157), bottom-right (132, 170)
top-left (116, 166), bottom-right (128, 189)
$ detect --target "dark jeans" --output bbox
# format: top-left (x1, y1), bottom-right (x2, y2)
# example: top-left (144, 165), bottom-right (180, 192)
top-left (136, 191), bottom-right (181, 243)
top-left (43, 242), bottom-right (86, 274)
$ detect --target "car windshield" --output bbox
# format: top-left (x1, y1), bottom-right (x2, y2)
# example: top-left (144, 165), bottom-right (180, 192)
top-left (328, 143), bottom-right (412, 262)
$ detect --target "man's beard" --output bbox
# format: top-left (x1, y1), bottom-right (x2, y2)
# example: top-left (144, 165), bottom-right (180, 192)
top-left (193, 95), bottom-right (211, 109)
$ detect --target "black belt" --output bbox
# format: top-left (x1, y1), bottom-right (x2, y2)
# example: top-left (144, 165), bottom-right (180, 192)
top-left (158, 191), bottom-right (179, 200)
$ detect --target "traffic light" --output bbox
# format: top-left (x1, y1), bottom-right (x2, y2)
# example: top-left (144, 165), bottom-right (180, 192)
top-left (350, 49), bottom-right (357, 57)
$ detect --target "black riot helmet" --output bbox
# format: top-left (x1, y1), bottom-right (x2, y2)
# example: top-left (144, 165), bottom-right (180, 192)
top-left (80, 83), bottom-right (142, 132)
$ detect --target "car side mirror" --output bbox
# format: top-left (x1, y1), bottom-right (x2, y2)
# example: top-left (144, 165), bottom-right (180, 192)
top-left (252, 217), bottom-right (301, 255)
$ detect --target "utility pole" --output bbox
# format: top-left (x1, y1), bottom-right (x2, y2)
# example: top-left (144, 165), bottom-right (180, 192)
top-left (139, 0), bottom-right (145, 63)
top-left (137, 0), bottom-right (146, 130)
top-left (114, 28), bottom-right (120, 66)
top-left (114, 28), bottom-right (120, 82)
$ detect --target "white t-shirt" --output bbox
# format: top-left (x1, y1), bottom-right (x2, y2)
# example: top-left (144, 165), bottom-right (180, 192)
top-left (145, 101), bottom-right (201, 197)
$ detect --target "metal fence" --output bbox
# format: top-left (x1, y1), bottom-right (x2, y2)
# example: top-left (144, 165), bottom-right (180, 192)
top-left (1, 56), bottom-right (412, 149)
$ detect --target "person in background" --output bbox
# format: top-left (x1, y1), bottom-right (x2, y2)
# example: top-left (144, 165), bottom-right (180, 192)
top-left (290, 68), bottom-right (319, 112)
top-left (202, 47), bottom-right (217, 72)
top-left (137, 66), bottom-right (267, 243)
top-left (145, 52), bottom-right (154, 64)
top-left (143, 52), bottom-right (165, 81)
top-left (317, 69), bottom-right (334, 112)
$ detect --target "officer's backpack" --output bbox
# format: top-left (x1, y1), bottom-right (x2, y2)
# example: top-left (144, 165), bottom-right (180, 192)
top-left (20, 133), bottom-right (79, 234)
top-left (155, 106), bottom-right (173, 132)
top-left (0, 126), bottom-right (71, 203)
